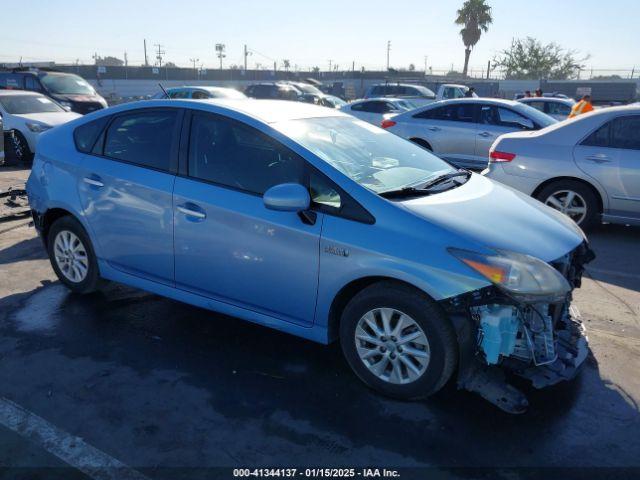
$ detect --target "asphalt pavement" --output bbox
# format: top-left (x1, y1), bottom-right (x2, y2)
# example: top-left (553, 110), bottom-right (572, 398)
top-left (0, 168), bottom-right (639, 479)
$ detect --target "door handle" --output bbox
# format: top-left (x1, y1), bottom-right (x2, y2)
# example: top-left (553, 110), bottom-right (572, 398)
top-left (478, 131), bottom-right (493, 138)
top-left (585, 155), bottom-right (612, 164)
top-left (83, 176), bottom-right (104, 188)
top-left (427, 126), bottom-right (441, 132)
top-left (177, 203), bottom-right (206, 220)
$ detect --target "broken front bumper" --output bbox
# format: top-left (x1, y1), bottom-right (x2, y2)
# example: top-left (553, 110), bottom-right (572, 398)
top-left (443, 242), bottom-right (594, 413)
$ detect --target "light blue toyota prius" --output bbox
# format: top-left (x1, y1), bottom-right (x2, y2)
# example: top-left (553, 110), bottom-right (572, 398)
top-left (26, 99), bottom-right (594, 412)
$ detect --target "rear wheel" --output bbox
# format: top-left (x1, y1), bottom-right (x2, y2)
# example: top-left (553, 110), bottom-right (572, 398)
top-left (536, 180), bottom-right (599, 229)
top-left (47, 216), bottom-right (101, 293)
top-left (339, 282), bottom-right (457, 400)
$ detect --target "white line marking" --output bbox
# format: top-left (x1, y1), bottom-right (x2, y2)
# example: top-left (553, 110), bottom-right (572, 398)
top-left (0, 396), bottom-right (150, 480)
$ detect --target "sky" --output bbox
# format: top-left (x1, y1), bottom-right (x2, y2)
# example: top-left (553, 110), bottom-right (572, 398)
top-left (0, 0), bottom-right (638, 73)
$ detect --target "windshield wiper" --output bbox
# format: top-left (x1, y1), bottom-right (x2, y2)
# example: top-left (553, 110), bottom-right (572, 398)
top-left (379, 170), bottom-right (471, 199)
top-left (417, 170), bottom-right (471, 191)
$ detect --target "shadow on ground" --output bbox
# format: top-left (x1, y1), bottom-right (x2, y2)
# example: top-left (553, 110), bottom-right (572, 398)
top-left (0, 280), bottom-right (638, 477)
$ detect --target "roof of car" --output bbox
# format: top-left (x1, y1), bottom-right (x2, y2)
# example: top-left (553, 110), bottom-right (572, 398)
top-left (135, 98), bottom-right (346, 123)
top-left (0, 89), bottom-right (42, 97)
top-left (348, 97), bottom-right (409, 104)
top-left (424, 98), bottom-right (522, 107)
top-left (519, 97), bottom-right (575, 105)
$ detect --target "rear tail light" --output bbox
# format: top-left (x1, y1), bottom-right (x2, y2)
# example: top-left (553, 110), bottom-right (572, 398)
top-left (381, 119), bottom-right (396, 129)
top-left (490, 150), bottom-right (516, 162)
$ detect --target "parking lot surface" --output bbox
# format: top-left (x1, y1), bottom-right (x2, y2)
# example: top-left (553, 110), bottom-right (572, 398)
top-left (0, 168), bottom-right (639, 479)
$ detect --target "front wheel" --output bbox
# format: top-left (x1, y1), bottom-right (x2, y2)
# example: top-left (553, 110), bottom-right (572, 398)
top-left (339, 282), bottom-right (457, 400)
top-left (47, 216), bottom-right (101, 293)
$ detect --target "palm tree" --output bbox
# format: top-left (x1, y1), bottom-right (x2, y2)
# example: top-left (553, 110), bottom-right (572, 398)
top-left (455, 0), bottom-right (493, 77)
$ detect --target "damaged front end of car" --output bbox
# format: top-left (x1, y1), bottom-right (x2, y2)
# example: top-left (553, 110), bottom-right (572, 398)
top-left (442, 242), bottom-right (595, 414)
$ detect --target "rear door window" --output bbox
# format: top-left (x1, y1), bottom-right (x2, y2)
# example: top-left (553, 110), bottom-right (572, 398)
top-left (416, 104), bottom-right (476, 122)
top-left (582, 122), bottom-right (611, 147)
top-left (103, 109), bottom-right (179, 171)
top-left (611, 116), bottom-right (640, 150)
top-left (74, 116), bottom-right (110, 153)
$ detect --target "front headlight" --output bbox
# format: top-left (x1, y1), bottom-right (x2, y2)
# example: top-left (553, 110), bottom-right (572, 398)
top-left (449, 247), bottom-right (571, 301)
top-left (26, 122), bottom-right (52, 133)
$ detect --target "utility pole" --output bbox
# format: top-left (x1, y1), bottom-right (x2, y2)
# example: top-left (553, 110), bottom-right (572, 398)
top-left (124, 52), bottom-right (128, 67)
top-left (190, 58), bottom-right (199, 78)
top-left (487, 60), bottom-right (491, 79)
top-left (154, 44), bottom-right (165, 67)
top-left (424, 56), bottom-right (428, 75)
top-left (243, 44), bottom-right (252, 71)
top-left (143, 39), bottom-right (148, 66)
top-left (215, 43), bottom-right (226, 69)
top-left (328, 59), bottom-right (332, 72)
top-left (386, 40), bottom-right (391, 70)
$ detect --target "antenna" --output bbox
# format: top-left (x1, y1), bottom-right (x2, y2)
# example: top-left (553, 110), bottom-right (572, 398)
top-left (158, 83), bottom-right (170, 99)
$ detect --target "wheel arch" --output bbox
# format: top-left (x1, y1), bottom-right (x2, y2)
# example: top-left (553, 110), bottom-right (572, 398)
top-left (326, 276), bottom-right (438, 343)
top-left (41, 207), bottom-right (78, 246)
top-left (409, 137), bottom-right (433, 151)
top-left (532, 176), bottom-right (604, 214)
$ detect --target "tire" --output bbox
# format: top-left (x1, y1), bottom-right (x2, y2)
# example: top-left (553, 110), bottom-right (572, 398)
top-left (47, 216), bottom-right (101, 294)
top-left (339, 282), bottom-right (457, 400)
top-left (7, 131), bottom-right (33, 166)
top-left (535, 180), bottom-right (599, 229)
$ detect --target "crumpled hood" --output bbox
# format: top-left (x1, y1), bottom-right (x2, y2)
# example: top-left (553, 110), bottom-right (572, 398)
top-left (15, 112), bottom-right (82, 127)
top-left (400, 174), bottom-right (584, 262)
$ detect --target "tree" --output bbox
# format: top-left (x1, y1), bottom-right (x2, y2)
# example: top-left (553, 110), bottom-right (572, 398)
top-left (164, 61), bottom-right (177, 68)
top-left (282, 59), bottom-right (290, 72)
top-left (455, 0), bottom-right (492, 77)
top-left (408, 63), bottom-right (416, 71)
top-left (493, 37), bottom-right (587, 80)
top-left (95, 56), bottom-right (124, 67)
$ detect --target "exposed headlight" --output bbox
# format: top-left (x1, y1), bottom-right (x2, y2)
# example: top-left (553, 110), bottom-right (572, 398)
top-left (26, 122), bottom-right (52, 133)
top-left (449, 247), bottom-right (571, 301)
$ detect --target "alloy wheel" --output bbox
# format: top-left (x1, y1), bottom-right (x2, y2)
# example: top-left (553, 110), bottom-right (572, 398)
top-left (354, 308), bottom-right (430, 385)
top-left (544, 190), bottom-right (588, 225)
top-left (53, 230), bottom-right (89, 283)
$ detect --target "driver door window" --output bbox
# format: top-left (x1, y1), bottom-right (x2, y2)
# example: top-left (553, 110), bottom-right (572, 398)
top-left (188, 112), bottom-right (305, 195)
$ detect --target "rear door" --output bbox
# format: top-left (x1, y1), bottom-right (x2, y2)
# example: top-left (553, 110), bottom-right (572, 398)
top-left (476, 105), bottom-right (535, 166)
top-left (574, 115), bottom-right (640, 220)
top-left (410, 103), bottom-right (478, 168)
top-left (77, 108), bottom-right (182, 285)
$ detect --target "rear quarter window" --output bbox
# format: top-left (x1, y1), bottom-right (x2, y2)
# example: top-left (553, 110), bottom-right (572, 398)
top-left (73, 116), bottom-right (109, 153)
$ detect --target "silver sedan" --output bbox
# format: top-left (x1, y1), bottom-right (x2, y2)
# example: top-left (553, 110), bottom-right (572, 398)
top-left (383, 98), bottom-right (557, 170)
top-left (483, 105), bottom-right (640, 228)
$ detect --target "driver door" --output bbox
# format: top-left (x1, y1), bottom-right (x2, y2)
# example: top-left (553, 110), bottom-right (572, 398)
top-left (173, 111), bottom-right (323, 326)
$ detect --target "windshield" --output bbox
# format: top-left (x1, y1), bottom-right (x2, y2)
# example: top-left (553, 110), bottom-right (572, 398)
top-left (274, 116), bottom-right (454, 194)
top-left (326, 96), bottom-right (346, 107)
top-left (0, 95), bottom-right (64, 114)
top-left (413, 85), bottom-right (436, 98)
top-left (395, 100), bottom-right (417, 110)
top-left (514, 103), bottom-right (558, 128)
top-left (293, 83), bottom-right (322, 95)
top-left (40, 73), bottom-right (95, 95)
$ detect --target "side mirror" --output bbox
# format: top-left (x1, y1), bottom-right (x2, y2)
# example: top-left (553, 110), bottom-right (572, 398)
top-left (263, 183), bottom-right (310, 212)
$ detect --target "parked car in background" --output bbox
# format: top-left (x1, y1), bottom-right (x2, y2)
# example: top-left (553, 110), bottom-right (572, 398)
top-left (0, 90), bottom-right (80, 164)
top-left (151, 86), bottom-right (247, 100)
top-left (364, 83), bottom-right (436, 106)
top-left (484, 105), bottom-right (640, 228)
top-left (0, 69), bottom-right (107, 114)
top-left (245, 82), bottom-right (302, 100)
top-left (340, 98), bottom-right (416, 125)
top-left (27, 98), bottom-right (592, 412)
top-left (383, 98), bottom-right (557, 170)
top-left (299, 93), bottom-right (346, 108)
top-left (285, 81), bottom-right (324, 96)
top-left (518, 97), bottom-right (576, 121)
top-left (364, 83), bottom-right (477, 107)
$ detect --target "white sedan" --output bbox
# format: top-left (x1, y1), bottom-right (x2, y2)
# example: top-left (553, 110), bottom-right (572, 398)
top-left (339, 98), bottom-right (417, 125)
top-left (0, 90), bottom-right (80, 163)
